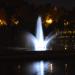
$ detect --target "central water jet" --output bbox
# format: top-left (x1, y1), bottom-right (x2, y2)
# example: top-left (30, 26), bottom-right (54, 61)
top-left (26, 16), bottom-right (56, 51)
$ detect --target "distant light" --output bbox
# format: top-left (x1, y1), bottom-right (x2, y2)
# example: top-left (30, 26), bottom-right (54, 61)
top-left (65, 47), bottom-right (67, 50)
top-left (12, 18), bottom-right (19, 25)
top-left (14, 20), bottom-right (19, 25)
top-left (46, 18), bottom-right (53, 24)
top-left (0, 19), bottom-right (7, 26)
top-left (65, 64), bottom-right (67, 72)
top-left (64, 21), bottom-right (69, 26)
top-left (50, 64), bottom-right (53, 72)
top-left (64, 45), bottom-right (67, 50)
top-left (45, 16), bottom-right (53, 28)
top-left (48, 63), bottom-right (53, 72)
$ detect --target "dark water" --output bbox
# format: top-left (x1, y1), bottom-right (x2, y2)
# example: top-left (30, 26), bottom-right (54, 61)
top-left (0, 59), bottom-right (74, 75)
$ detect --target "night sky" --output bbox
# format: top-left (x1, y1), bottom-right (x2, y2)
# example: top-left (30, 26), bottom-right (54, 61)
top-left (24, 0), bottom-right (75, 10)
top-left (0, 0), bottom-right (75, 10)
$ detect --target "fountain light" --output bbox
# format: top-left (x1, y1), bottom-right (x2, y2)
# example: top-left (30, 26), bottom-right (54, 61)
top-left (26, 16), bottom-right (57, 51)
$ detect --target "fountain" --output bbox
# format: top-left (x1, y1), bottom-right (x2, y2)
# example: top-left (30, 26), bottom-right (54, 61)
top-left (26, 16), bottom-right (56, 51)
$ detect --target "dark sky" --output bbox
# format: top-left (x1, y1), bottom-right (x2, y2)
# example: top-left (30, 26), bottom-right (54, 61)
top-left (51, 0), bottom-right (75, 10)
top-left (24, 0), bottom-right (75, 10)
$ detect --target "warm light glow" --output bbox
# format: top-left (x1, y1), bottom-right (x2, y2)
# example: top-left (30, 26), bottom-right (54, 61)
top-left (0, 19), bottom-right (7, 26)
top-left (64, 21), bottom-right (69, 26)
top-left (46, 18), bottom-right (53, 24)
top-left (64, 45), bottom-right (68, 50)
top-left (45, 16), bottom-right (54, 28)
top-left (12, 18), bottom-right (19, 25)
top-left (14, 20), bottom-right (19, 25)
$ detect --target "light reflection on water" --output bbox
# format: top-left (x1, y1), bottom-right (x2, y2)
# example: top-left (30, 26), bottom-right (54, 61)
top-left (23, 60), bottom-right (64, 75)
top-left (0, 60), bottom-right (66, 75)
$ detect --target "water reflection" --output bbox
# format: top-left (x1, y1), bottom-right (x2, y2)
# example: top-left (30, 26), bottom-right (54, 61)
top-left (0, 60), bottom-right (65, 75)
top-left (23, 60), bottom-right (64, 75)
top-left (33, 61), bottom-right (44, 75)
top-left (32, 61), bottom-right (53, 75)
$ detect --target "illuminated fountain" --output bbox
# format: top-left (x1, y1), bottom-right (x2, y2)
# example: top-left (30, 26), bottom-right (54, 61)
top-left (26, 16), bottom-right (56, 51)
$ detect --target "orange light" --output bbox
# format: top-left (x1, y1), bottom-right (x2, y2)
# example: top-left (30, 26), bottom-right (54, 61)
top-left (46, 18), bottom-right (53, 24)
top-left (45, 16), bottom-right (53, 28)
top-left (0, 19), bottom-right (7, 26)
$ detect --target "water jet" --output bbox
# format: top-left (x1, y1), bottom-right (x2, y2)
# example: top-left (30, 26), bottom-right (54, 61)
top-left (26, 16), bottom-right (56, 51)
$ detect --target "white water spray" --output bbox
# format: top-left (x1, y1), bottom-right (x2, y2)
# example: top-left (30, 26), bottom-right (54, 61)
top-left (26, 16), bottom-right (56, 51)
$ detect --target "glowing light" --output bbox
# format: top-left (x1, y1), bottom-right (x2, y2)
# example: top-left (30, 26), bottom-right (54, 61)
top-left (65, 47), bottom-right (67, 50)
top-left (14, 20), bottom-right (19, 25)
top-left (50, 64), bottom-right (53, 72)
top-left (65, 64), bottom-right (67, 68)
top-left (46, 18), bottom-right (53, 24)
top-left (34, 17), bottom-right (48, 50)
top-left (0, 19), bottom-right (7, 26)
top-left (26, 16), bottom-right (56, 51)
top-left (48, 63), bottom-right (53, 72)
top-left (12, 18), bottom-right (19, 25)
top-left (33, 61), bottom-right (44, 75)
top-left (65, 64), bottom-right (67, 73)
top-left (40, 61), bottom-right (44, 75)
top-left (64, 45), bottom-right (68, 50)
top-left (45, 16), bottom-right (53, 28)
top-left (64, 21), bottom-right (69, 26)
